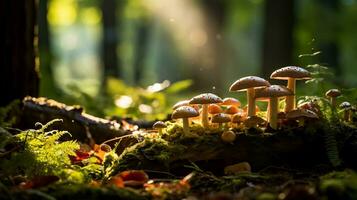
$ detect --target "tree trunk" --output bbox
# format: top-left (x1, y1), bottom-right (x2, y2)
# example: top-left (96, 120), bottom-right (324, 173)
top-left (101, 0), bottom-right (121, 87)
top-left (133, 19), bottom-right (151, 85)
top-left (0, 0), bottom-right (39, 107)
top-left (262, 0), bottom-right (295, 78)
top-left (318, 0), bottom-right (341, 76)
top-left (38, 0), bottom-right (59, 98)
top-left (189, 0), bottom-right (227, 93)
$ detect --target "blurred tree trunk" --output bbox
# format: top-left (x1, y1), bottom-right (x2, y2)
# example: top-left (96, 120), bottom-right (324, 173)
top-left (192, 0), bottom-right (227, 93)
top-left (101, 0), bottom-right (121, 87)
top-left (38, 0), bottom-right (59, 98)
top-left (318, 0), bottom-right (341, 76)
top-left (262, 0), bottom-right (295, 78)
top-left (133, 18), bottom-right (151, 85)
top-left (0, 0), bottom-right (39, 107)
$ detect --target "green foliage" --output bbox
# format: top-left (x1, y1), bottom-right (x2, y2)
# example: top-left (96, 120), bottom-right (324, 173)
top-left (59, 78), bottom-right (192, 120)
top-left (0, 119), bottom-right (80, 177)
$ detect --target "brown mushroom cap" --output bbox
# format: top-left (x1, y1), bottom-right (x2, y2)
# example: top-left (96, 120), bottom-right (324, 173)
top-left (232, 114), bottom-right (245, 123)
top-left (211, 113), bottom-right (231, 123)
top-left (270, 66), bottom-right (311, 80)
top-left (172, 100), bottom-right (190, 110)
top-left (208, 104), bottom-right (223, 115)
top-left (171, 106), bottom-right (199, 119)
top-left (225, 105), bottom-right (240, 115)
top-left (255, 85), bottom-right (294, 98)
top-left (153, 121), bottom-right (167, 129)
top-left (189, 93), bottom-right (223, 105)
top-left (229, 76), bottom-right (271, 92)
top-left (244, 116), bottom-right (266, 127)
top-left (221, 97), bottom-right (241, 107)
top-left (286, 109), bottom-right (318, 119)
top-left (325, 89), bottom-right (342, 98)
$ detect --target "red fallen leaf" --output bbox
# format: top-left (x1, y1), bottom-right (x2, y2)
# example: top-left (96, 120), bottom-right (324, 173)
top-left (108, 176), bottom-right (124, 188)
top-left (19, 175), bottom-right (59, 189)
top-left (69, 150), bottom-right (91, 164)
top-left (118, 170), bottom-right (149, 187)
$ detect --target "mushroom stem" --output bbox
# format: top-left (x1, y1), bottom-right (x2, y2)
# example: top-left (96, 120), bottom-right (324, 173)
top-left (182, 118), bottom-right (190, 136)
top-left (269, 97), bottom-right (278, 129)
top-left (158, 129), bottom-right (163, 135)
top-left (201, 104), bottom-right (209, 128)
top-left (344, 110), bottom-right (350, 122)
top-left (266, 100), bottom-right (270, 122)
top-left (330, 97), bottom-right (337, 108)
top-left (247, 88), bottom-right (256, 117)
top-left (286, 78), bottom-right (296, 112)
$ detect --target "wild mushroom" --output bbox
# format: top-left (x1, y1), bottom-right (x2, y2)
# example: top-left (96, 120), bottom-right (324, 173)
top-left (326, 89), bottom-right (341, 108)
top-left (229, 76), bottom-right (270, 117)
top-left (172, 100), bottom-right (199, 111)
top-left (340, 102), bottom-right (352, 122)
top-left (286, 109), bottom-right (318, 126)
top-left (211, 113), bottom-right (231, 130)
top-left (221, 97), bottom-right (241, 107)
top-left (152, 121), bottom-right (167, 134)
top-left (255, 85), bottom-right (294, 129)
top-left (189, 93), bottom-right (223, 128)
top-left (221, 130), bottom-right (236, 143)
top-left (232, 113), bottom-right (245, 127)
top-left (171, 106), bottom-right (199, 137)
top-left (270, 66), bottom-right (311, 112)
top-left (243, 116), bottom-right (266, 129)
top-left (208, 104), bottom-right (223, 116)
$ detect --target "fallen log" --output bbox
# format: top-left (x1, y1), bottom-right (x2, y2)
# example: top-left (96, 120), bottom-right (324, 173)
top-left (17, 97), bottom-right (129, 143)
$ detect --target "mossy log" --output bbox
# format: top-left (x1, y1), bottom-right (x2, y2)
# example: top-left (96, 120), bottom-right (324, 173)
top-left (17, 97), bottom-right (129, 143)
top-left (106, 122), bottom-right (357, 177)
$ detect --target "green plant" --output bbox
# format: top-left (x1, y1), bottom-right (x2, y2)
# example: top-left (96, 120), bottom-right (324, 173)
top-left (0, 119), bottom-right (80, 177)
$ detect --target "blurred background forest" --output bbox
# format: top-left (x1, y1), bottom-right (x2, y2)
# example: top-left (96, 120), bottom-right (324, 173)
top-left (2, 0), bottom-right (357, 120)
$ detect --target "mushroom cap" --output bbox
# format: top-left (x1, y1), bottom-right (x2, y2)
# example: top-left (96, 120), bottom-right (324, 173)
top-left (171, 106), bottom-right (199, 119)
top-left (221, 97), bottom-right (241, 107)
top-left (244, 116), bottom-right (266, 127)
top-left (172, 100), bottom-right (190, 110)
top-left (340, 101), bottom-right (352, 109)
top-left (286, 109), bottom-right (318, 119)
top-left (208, 104), bottom-right (223, 115)
top-left (153, 121), bottom-right (167, 129)
top-left (229, 76), bottom-right (271, 92)
top-left (325, 89), bottom-right (341, 98)
top-left (211, 113), bottom-right (231, 123)
top-left (221, 131), bottom-right (236, 143)
top-left (189, 93), bottom-right (223, 105)
top-left (232, 114), bottom-right (245, 123)
top-left (225, 105), bottom-right (240, 115)
top-left (255, 85), bottom-right (294, 98)
top-left (270, 66), bottom-right (311, 80)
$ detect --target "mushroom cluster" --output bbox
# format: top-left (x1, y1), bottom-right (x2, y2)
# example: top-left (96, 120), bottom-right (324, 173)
top-left (152, 65), bottom-right (350, 139)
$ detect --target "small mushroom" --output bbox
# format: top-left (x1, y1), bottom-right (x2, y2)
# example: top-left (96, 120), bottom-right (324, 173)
top-left (270, 66), bottom-right (311, 112)
top-left (221, 97), bottom-right (241, 107)
top-left (211, 113), bottom-right (231, 130)
top-left (189, 93), bottom-right (223, 128)
top-left (255, 85), bottom-right (294, 129)
top-left (229, 76), bottom-right (271, 117)
top-left (221, 130), bottom-right (236, 143)
top-left (232, 113), bottom-right (245, 127)
top-left (171, 106), bottom-right (199, 137)
top-left (153, 121), bottom-right (167, 134)
top-left (286, 109), bottom-right (318, 126)
top-left (243, 116), bottom-right (266, 129)
top-left (325, 89), bottom-right (341, 108)
top-left (208, 104), bottom-right (223, 115)
top-left (224, 162), bottom-right (251, 175)
top-left (340, 102), bottom-right (352, 122)
top-left (172, 100), bottom-right (199, 111)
